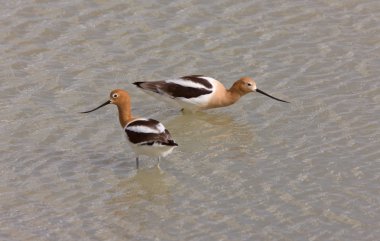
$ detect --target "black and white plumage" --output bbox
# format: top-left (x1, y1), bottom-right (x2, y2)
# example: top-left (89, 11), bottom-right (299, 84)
top-left (134, 75), bottom-right (218, 110)
top-left (133, 75), bottom-right (289, 111)
top-left (125, 118), bottom-right (178, 159)
top-left (81, 89), bottom-right (178, 169)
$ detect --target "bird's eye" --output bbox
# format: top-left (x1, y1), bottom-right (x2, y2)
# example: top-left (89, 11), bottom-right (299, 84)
top-left (247, 83), bottom-right (252, 86)
top-left (112, 93), bottom-right (118, 98)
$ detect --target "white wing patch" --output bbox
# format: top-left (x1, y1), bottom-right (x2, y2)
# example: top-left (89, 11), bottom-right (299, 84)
top-left (126, 118), bottom-right (165, 134)
top-left (176, 76), bottom-right (218, 107)
top-left (165, 78), bottom-right (213, 90)
top-left (155, 122), bottom-right (166, 133)
top-left (198, 76), bottom-right (218, 87)
top-left (126, 125), bottom-right (159, 134)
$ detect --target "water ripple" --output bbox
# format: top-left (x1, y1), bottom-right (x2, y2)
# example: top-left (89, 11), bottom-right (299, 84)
top-left (1, 0), bottom-right (379, 240)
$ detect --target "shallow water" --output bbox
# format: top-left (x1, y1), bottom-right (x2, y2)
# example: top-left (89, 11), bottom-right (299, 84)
top-left (1, 0), bottom-right (379, 240)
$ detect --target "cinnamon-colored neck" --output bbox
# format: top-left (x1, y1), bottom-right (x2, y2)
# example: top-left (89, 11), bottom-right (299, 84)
top-left (207, 83), bottom-right (243, 109)
top-left (117, 100), bottom-right (133, 128)
top-left (225, 84), bottom-right (245, 105)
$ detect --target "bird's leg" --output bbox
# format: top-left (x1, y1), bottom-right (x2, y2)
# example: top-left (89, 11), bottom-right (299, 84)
top-left (157, 156), bottom-right (161, 170)
top-left (136, 156), bottom-right (139, 169)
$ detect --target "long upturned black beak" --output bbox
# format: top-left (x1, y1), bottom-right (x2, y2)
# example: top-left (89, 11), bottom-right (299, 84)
top-left (80, 100), bottom-right (111, 113)
top-left (256, 89), bottom-right (290, 103)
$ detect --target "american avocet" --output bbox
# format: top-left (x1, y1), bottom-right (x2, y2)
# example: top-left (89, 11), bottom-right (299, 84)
top-left (81, 89), bottom-right (178, 169)
top-left (133, 75), bottom-right (289, 111)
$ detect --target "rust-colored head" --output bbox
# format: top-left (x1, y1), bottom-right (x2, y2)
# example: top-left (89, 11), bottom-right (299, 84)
top-left (81, 89), bottom-right (131, 113)
top-left (231, 77), bottom-right (290, 103)
top-left (109, 89), bottom-right (131, 107)
top-left (230, 77), bottom-right (257, 96)
top-left (81, 89), bottom-right (133, 128)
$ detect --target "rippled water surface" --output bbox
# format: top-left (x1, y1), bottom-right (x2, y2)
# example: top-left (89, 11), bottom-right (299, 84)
top-left (1, 0), bottom-right (379, 240)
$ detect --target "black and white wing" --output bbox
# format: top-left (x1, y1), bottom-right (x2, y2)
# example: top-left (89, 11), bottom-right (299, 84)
top-left (125, 118), bottom-right (178, 146)
top-left (133, 75), bottom-right (215, 99)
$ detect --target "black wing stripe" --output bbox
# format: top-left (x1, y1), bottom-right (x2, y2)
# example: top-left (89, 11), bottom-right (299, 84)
top-left (181, 75), bottom-right (213, 89)
top-left (158, 82), bottom-right (212, 99)
top-left (126, 119), bottom-right (178, 146)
